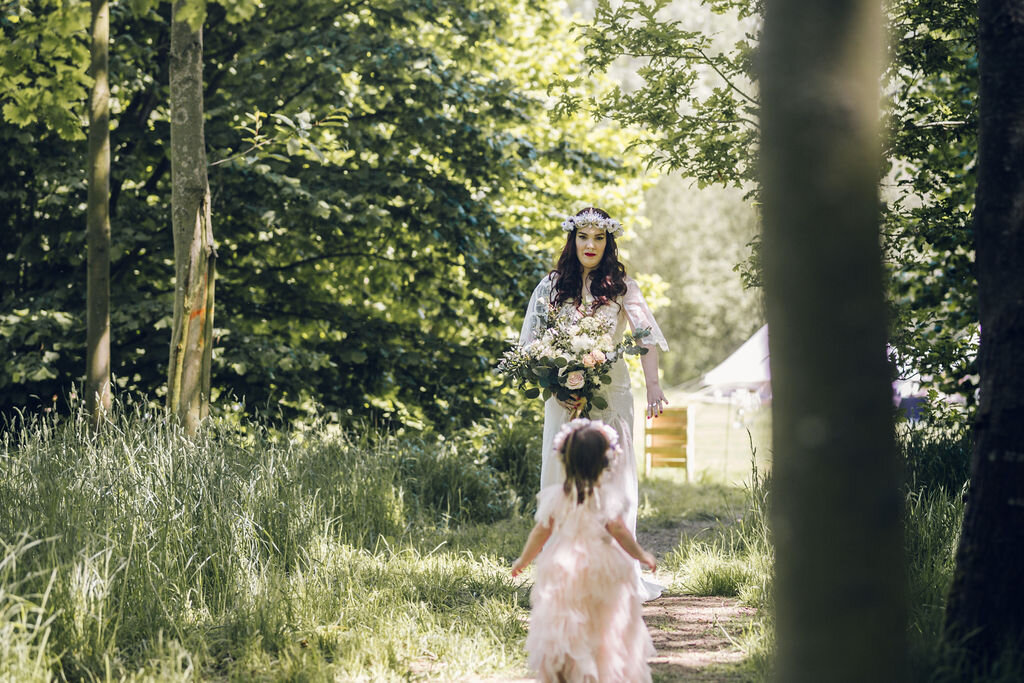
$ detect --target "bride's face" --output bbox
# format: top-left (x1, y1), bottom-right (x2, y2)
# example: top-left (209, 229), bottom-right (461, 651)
top-left (575, 226), bottom-right (607, 273)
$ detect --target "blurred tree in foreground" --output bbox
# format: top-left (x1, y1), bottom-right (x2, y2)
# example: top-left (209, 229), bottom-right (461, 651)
top-left (761, 0), bottom-right (906, 679)
top-left (0, 0), bottom-right (643, 430)
top-left (944, 0), bottom-right (1024, 666)
top-left (562, 0), bottom-right (980, 419)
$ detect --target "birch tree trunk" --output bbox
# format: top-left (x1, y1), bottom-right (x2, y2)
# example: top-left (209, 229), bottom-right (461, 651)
top-left (760, 1), bottom-right (907, 681)
top-left (944, 0), bottom-right (1024, 665)
top-left (86, 0), bottom-right (111, 425)
top-left (168, 3), bottom-right (215, 434)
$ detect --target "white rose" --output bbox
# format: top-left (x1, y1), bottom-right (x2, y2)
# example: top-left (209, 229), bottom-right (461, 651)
top-left (565, 370), bottom-right (585, 390)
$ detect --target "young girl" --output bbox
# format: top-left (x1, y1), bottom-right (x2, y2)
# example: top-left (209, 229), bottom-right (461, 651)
top-left (511, 419), bottom-right (657, 683)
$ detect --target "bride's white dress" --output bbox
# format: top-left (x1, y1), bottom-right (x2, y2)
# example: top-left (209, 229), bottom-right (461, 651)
top-left (520, 273), bottom-right (669, 601)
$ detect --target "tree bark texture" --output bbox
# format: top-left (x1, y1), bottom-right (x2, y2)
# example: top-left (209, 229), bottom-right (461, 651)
top-left (168, 4), bottom-right (215, 434)
top-left (945, 0), bottom-right (1024, 663)
top-left (760, 1), bottom-right (907, 681)
top-left (86, 0), bottom-right (111, 425)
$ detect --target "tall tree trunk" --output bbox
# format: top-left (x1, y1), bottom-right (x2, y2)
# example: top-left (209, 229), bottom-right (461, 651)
top-left (168, 3), bottom-right (215, 434)
top-left (944, 0), bottom-right (1024, 665)
top-left (760, 1), bottom-right (907, 681)
top-left (86, 0), bottom-right (111, 425)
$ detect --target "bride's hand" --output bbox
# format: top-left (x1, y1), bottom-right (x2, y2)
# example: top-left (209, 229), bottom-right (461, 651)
top-left (557, 395), bottom-right (586, 413)
top-left (646, 386), bottom-right (668, 419)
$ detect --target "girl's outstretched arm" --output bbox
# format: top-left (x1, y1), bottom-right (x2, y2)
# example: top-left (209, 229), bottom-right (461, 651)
top-left (511, 521), bottom-right (553, 577)
top-left (605, 518), bottom-right (657, 571)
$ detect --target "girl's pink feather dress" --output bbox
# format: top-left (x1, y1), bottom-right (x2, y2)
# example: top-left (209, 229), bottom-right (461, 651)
top-left (526, 484), bottom-right (655, 682)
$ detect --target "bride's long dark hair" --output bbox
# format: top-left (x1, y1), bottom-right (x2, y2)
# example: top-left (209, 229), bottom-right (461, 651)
top-left (551, 207), bottom-right (628, 310)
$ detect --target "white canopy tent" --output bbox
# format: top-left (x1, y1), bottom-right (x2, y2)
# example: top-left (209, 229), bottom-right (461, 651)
top-left (699, 324), bottom-right (771, 402)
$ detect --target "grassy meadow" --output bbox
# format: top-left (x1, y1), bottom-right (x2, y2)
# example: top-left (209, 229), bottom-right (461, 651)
top-left (0, 401), bottom-right (751, 681)
top-left (1, 402), bottom-right (1013, 682)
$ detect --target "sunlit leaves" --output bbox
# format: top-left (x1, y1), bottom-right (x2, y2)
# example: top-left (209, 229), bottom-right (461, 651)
top-left (1, 0), bottom-right (644, 429)
top-left (0, 0), bottom-right (91, 140)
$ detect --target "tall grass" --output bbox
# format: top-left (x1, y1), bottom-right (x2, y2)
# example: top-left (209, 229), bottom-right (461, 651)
top-left (661, 423), bottom-right (1021, 683)
top-left (898, 424), bottom-right (1024, 682)
top-left (660, 459), bottom-right (772, 605)
top-left (0, 401), bottom-right (528, 680)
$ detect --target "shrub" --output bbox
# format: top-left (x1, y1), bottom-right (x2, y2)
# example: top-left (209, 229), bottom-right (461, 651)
top-left (898, 422), bottom-right (972, 494)
top-left (468, 407), bottom-right (544, 511)
top-left (398, 436), bottom-right (516, 524)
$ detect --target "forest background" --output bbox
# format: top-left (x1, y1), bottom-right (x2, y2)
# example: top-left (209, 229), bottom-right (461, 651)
top-left (1, 0), bottom-right (975, 433)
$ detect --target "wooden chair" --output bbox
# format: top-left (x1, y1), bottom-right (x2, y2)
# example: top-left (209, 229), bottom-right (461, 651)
top-left (644, 405), bottom-right (689, 477)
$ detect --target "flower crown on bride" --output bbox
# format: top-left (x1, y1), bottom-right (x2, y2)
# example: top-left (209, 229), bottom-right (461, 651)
top-left (560, 209), bottom-right (624, 237)
top-left (552, 418), bottom-right (621, 464)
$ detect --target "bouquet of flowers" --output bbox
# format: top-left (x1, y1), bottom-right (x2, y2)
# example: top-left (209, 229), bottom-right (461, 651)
top-left (497, 305), bottom-right (651, 418)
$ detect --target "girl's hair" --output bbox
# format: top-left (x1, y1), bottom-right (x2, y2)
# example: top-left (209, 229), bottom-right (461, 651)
top-left (550, 207), bottom-right (628, 310)
top-left (559, 425), bottom-right (613, 504)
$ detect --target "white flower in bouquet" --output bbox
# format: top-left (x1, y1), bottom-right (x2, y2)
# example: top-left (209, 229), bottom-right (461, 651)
top-left (570, 334), bottom-right (597, 353)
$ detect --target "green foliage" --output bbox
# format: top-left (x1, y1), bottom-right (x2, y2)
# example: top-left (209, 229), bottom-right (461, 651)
top-left (904, 486), bottom-right (963, 679)
top-left (470, 406), bottom-right (545, 510)
top-left (567, 0), bottom-right (981, 412)
top-left (559, 0), bottom-right (759, 188)
top-left (664, 429), bottom-right (996, 682)
top-left (0, 0), bottom-right (92, 140)
top-left (660, 461), bottom-right (773, 608)
top-left (0, 0), bottom-right (259, 139)
top-left (883, 0), bottom-right (979, 412)
top-left (0, 401), bottom-right (531, 679)
top-left (1, 0), bottom-right (644, 428)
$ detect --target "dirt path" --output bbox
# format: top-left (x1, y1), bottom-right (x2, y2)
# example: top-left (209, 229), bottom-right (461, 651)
top-left (472, 592), bottom-right (754, 683)
top-left (636, 523), bottom-right (756, 683)
top-left (644, 595), bottom-right (755, 682)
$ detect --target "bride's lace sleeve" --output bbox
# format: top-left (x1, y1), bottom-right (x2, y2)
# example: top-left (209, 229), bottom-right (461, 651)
top-left (519, 274), bottom-right (554, 345)
top-left (623, 277), bottom-right (669, 351)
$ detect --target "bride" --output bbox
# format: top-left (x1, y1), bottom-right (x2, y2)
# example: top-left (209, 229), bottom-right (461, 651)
top-left (519, 207), bottom-right (669, 600)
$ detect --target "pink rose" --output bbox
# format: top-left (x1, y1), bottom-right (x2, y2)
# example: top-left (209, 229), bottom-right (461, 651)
top-left (591, 349), bottom-right (606, 364)
top-left (565, 370), bottom-right (585, 390)
top-left (582, 353), bottom-right (596, 368)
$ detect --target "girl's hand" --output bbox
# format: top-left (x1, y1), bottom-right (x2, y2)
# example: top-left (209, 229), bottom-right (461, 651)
top-left (511, 557), bottom-right (527, 577)
top-left (640, 551), bottom-right (657, 572)
top-left (646, 386), bottom-right (668, 419)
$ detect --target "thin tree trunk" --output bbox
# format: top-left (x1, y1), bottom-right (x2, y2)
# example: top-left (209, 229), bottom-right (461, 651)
top-left (760, 1), bottom-right (907, 681)
top-left (944, 0), bottom-right (1024, 665)
top-left (86, 0), bottom-right (111, 425)
top-left (168, 3), bottom-right (215, 434)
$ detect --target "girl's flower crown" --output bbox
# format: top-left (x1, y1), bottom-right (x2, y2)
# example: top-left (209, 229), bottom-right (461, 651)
top-left (552, 418), bottom-right (621, 464)
top-left (560, 209), bottom-right (624, 237)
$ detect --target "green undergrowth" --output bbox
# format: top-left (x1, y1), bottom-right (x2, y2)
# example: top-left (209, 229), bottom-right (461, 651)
top-left (1, 401), bottom-right (759, 681)
top-left (9, 401), bottom-right (1004, 681)
top-left (637, 470), bottom-right (745, 530)
top-left (0, 402), bottom-right (538, 681)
